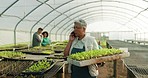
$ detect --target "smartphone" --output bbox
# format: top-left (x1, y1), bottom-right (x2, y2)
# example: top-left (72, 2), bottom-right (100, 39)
top-left (71, 31), bottom-right (76, 37)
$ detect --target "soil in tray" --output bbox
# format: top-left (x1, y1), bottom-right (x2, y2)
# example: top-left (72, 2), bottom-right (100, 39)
top-left (21, 59), bottom-right (56, 75)
top-left (0, 61), bottom-right (34, 76)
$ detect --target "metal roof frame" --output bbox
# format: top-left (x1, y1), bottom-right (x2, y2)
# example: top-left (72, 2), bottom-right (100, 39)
top-left (41, 1), bottom-right (148, 36)
top-left (52, 6), bottom-right (146, 36)
top-left (0, 0), bottom-right (19, 17)
top-left (1, 0), bottom-right (148, 44)
top-left (54, 7), bottom-right (146, 36)
top-left (59, 13), bottom-right (141, 40)
top-left (14, 0), bottom-right (49, 45)
top-left (29, 0), bottom-right (73, 44)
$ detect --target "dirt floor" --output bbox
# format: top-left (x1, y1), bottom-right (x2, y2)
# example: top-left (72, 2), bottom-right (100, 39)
top-left (97, 42), bottom-right (127, 78)
top-left (65, 59), bottom-right (127, 78)
top-left (97, 60), bottom-right (127, 78)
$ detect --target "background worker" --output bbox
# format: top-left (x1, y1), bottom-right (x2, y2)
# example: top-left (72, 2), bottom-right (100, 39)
top-left (32, 28), bottom-right (43, 47)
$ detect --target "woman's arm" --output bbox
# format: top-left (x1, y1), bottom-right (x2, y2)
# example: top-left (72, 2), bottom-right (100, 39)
top-left (64, 34), bottom-right (75, 57)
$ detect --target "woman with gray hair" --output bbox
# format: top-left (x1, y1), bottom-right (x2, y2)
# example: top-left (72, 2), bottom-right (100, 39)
top-left (64, 19), bottom-right (99, 78)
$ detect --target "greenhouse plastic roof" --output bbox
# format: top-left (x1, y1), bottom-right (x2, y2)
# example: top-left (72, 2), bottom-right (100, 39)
top-left (1, 0), bottom-right (148, 43)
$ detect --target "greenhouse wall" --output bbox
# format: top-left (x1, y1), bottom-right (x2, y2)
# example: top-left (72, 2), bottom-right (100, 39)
top-left (16, 31), bottom-right (30, 43)
top-left (0, 30), bottom-right (14, 45)
top-left (136, 32), bottom-right (148, 41)
top-left (56, 34), bottom-right (62, 41)
top-left (50, 34), bottom-right (66, 42)
top-left (0, 30), bottom-right (30, 45)
top-left (109, 31), bottom-right (135, 41)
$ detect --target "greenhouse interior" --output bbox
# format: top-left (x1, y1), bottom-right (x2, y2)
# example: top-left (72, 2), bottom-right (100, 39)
top-left (0, 0), bottom-right (148, 78)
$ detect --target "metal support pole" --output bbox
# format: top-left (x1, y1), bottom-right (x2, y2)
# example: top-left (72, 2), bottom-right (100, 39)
top-left (14, 30), bottom-right (16, 46)
top-left (113, 60), bottom-right (117, 78)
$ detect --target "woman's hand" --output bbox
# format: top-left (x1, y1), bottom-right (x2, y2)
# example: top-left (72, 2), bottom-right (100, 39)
top-left (69, 34), bottom-right (75, 42)
top-left (64, 34), bottom-right (75, 57)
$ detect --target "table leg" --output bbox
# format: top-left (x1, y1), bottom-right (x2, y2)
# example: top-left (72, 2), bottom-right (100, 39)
top-left (113, 60), bottom-right (117, 78)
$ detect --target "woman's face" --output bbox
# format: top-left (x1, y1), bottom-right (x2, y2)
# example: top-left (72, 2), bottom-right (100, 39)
top-left (73, 23), bottom-right (85, 37)
top-left (43, 33), bottom-right (47, 37)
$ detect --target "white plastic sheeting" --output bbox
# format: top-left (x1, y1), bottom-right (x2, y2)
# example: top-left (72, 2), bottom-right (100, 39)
top-left (109, 31), bottom-right (135, 41)
top-left (0, 0), bottom-right (148, 45)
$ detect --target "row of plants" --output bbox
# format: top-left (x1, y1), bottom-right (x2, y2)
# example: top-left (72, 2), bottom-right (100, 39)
top-left (0, 40), bottom-right (68, 56)
top-left (18, 44), bottom-right (53, 55)
top-left (32, 45), bottom-right (52, 50)
top-left (48, 54), bottom-right (65, 59)
top-left (42, 50), bottom-right (54, 54)
top-left (0, 51), bottom-right (25, 58)
top-left (23, 59), bottom-right (53, 72)
top-left (50, 40), bottom-right (68, 45)
top-left (68, 48), bottom-right (123, 61)
top-left (0, 42), bottom-right (29, 51)
top-left (19, 48), bottom-right (54, 55)
top-left (0, 59), bottom-right (56, 77)
top-left (52, 41), bottom-right (67, 51)
top-left (17, 40), bottom-right (68, 54)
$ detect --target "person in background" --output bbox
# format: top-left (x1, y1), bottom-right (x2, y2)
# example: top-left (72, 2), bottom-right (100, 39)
top-left (32, 28), bottom-right (43, 47)
top-left (98, 40), bottom-right (102, 49)
top-left (64, 19), bottom-right (99, 78)
top-left (41, 31), bottom-right (51, 46)
top-left (97, 40), bottom-right (105, 67)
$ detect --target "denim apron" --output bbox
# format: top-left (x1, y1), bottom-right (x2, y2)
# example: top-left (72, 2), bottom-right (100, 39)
top-left (71, 46), bottom-right (96, 78)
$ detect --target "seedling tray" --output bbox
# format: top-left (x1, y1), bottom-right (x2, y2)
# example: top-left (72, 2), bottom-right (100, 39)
top-left (0, 60), bottom-right (34, 76)
top-left (20, 50), bottom-right (54, 55)
top-left (67, 52), bottom-right (130, 67)
top-left (1, 56), bottom-right (26, 60)
top-left (21, 51), bottom-right (53, 55)
top-left (46, 56), bottom-right (66, 59)
top-left (54, 50), bottom-right (63, 53)
top-left (0, 51), bottom-right (26, 60)
top-left (0, 47), bottom-right (28, 51)
top-left (0, 48), bottom-right (12, 51)
top-left (14, 47), bottom-right (28, 51)
top-left (0, 56), bottom-right (26, 60)
top-left (21, 60), bottom-right (57, 75)
top-left (2, 57), bottom-right (34, 61)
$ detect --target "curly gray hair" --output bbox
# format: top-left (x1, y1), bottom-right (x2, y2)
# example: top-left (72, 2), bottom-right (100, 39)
top-left (74, 19), bottom-right (87, 28)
